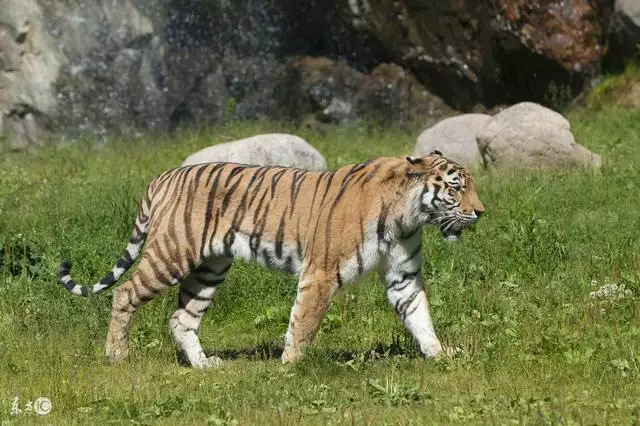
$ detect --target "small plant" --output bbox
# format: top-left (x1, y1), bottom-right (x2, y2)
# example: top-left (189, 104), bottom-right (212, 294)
top-left (367, 376), bottom-right (429, 406)
top-left (0, 234), bottom-right (44, 278)
top-left (610, 358), bottom-right (633, 377)
top-left (589, 282), bottom-right (632, 302)
top-left (223, 98), bottom-right (238, 123)
top-left (387, 327), bottom-right (422, 357)
top-left (585, 62), bottom-right (640, 109)
top-left (142, 396), bottom-right (190, 419)
top-left (253, 306), bottom-right (289, 329)
top-left (205, 410), bottom-right (239, 426)
top-left (321, 312), bottom-right (343, 333)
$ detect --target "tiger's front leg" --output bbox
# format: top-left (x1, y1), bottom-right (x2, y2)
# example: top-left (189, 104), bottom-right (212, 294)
top-left (281, 272), bottom-right (338, 364)
top-left (379, 233), bottom-right (444, 358)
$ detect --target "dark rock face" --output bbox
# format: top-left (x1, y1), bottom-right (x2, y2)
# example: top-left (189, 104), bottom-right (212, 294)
top-left (0, 0), bottom-right (635, 150)
top-left (167, 53), bottom-right (292, 128)
top-left (338, 0), bottom-right (603, 110)
top-left (160, 0), bottom-right (393, 128)
top-left (604, 0), bottom-right (640, 71)
top-left (284, 57), bottom-right (454, 125)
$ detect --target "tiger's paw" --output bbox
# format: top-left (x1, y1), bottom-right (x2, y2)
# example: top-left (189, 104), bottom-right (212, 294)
top-left (281, 347), bottom-right (303, 364)
top-left (438, 346), bottom-right (463, 359)
top-left (420, 341), bottom-right (444, 358)
top-left (105, 342), bottom-right (129, 364)
top-left (193, 355), bottom-right (223, 369)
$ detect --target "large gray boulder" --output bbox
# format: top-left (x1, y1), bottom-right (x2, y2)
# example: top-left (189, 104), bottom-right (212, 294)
top-left (181, 134), bottom-right (327, 170)
top-left (413, 114), bottom-right (489, 167)
top-left (477, 102), bottom-right (602, 170)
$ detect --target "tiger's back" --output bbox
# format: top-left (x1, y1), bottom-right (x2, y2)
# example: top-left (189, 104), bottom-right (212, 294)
top-left (143, 158), bottom-right (409, 280)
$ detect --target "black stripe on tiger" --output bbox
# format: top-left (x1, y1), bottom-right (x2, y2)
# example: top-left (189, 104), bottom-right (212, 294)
top-left (355, 243), bottom-right (364, 275)
top-left (275, 213), bottom-right (286, 259)
top-left (322, 164), bottom-right (368, 269)
top-left (200, 164), bottom-right (226, 258)
top-left (224, 165), bottom-right (247, 186)
top-left (289, 170), bottom-right (309, 217)
top-left (386, 270), bottom-right (420, 292)
top-left (377, 203), bottom-right (390, 243)
top-left (247, 167), bottom-right (270, 207)
top-left (221, 173), bottom-right (245, 215)
top-left (394, 290), bottom-right (420, 321)
top-left (270, 169), bottom-right (288, 199)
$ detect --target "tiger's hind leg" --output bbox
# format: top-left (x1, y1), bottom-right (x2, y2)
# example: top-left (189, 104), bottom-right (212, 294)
top-left (105, 254), bottom-right (182, 364)
top-left (281, 272), bottom-right (338, 364)
top-left (170, 256), bottom-right (232, 368)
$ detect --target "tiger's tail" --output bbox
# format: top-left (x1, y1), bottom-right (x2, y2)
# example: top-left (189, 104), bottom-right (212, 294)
top-left (58, 186), bottom-right (153, 297)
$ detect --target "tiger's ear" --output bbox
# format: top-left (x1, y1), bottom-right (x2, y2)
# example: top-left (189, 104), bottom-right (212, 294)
top-left (429, 150), bottom-right (443, 156)
top-left (406, 156), bottom-right (424, 165)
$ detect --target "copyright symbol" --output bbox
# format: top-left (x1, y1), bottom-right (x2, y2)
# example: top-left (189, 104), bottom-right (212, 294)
top-left (34, 397), bottom-right (52, 416)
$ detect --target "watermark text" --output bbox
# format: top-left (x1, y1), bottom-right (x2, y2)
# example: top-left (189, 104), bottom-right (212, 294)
top-left (11, 396), bottom-right (52, 416)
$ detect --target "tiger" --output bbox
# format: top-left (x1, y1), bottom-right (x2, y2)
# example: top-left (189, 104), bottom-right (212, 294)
top-left (57, 150), bottom-right (485, 368)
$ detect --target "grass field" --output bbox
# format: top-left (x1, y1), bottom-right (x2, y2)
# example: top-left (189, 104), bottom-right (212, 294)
top-left (1, 104), bottom-right (639, 425)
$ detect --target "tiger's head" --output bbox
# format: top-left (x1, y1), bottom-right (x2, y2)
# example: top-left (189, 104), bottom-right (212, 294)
top-left (406, 150), bottom-right (485, 241)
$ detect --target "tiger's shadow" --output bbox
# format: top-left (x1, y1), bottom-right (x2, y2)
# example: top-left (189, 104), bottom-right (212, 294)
top-left (178, 340), bottom-right (424, 365)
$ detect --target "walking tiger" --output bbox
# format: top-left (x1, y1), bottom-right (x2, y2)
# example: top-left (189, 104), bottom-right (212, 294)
top-left (58, 150), bottom-right (485, 368)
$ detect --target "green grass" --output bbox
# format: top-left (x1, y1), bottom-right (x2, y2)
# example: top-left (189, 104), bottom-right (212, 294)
top-left (585, 63), bottom-right (640, 110)
top-left (1, 109), bottom-right (639, 425)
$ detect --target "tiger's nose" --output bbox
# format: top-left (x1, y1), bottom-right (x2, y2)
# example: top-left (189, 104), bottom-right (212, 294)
top-left (474, 209), bottom-right (484, 218)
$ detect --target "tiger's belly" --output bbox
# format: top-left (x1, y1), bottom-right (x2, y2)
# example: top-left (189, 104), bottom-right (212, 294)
top-left (210, 230), bottom-right (304, 275)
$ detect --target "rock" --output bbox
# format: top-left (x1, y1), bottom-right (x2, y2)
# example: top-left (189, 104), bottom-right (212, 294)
top-left (604, 0), bottom-right (640, 71)
top-left (413, 114), bottom-right (489, 167)
top-left (47, 0), bottom-right (169, 134)
top-left (477, 102), bottom-right (602, 170)
top-left (181, 133), bottom-right (327, 170)
top-left (0, 0), bottom-right (169, 149)
top-left (339, 0), bottom-right (602, 110)
top-left (164, 0), bottom-right (604, 111)
top-left (0, 0), bottom-right (618, 149)
top-left (369, 63), bottom-right (456, 126)
top-left (168, 54), bottom-right (290, 128)
top-left (284, 56), bottom-right (454, 125)
top-left (0, 0), bottom-right (64, 150)
top-left (163, 0), bottom-right (306, 128)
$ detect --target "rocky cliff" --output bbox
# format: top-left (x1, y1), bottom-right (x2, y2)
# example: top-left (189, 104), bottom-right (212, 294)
top-left (0, 0), bottom-right (637, 150)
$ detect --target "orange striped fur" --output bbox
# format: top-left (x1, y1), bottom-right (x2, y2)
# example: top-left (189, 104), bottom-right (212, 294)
top-left (58, 151), bottom-right (484, 367)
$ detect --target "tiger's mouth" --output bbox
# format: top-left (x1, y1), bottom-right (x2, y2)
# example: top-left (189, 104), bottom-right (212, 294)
top-left (434, 213), bottom-right (477, 242)
top-left (441, 229), bottom-right (462, 242)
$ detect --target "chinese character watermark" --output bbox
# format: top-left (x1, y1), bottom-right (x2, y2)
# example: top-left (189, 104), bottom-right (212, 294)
top-left (10, 397), bottom-right (21, 416)
top-left (10, 396), bottom-right (52, 416)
